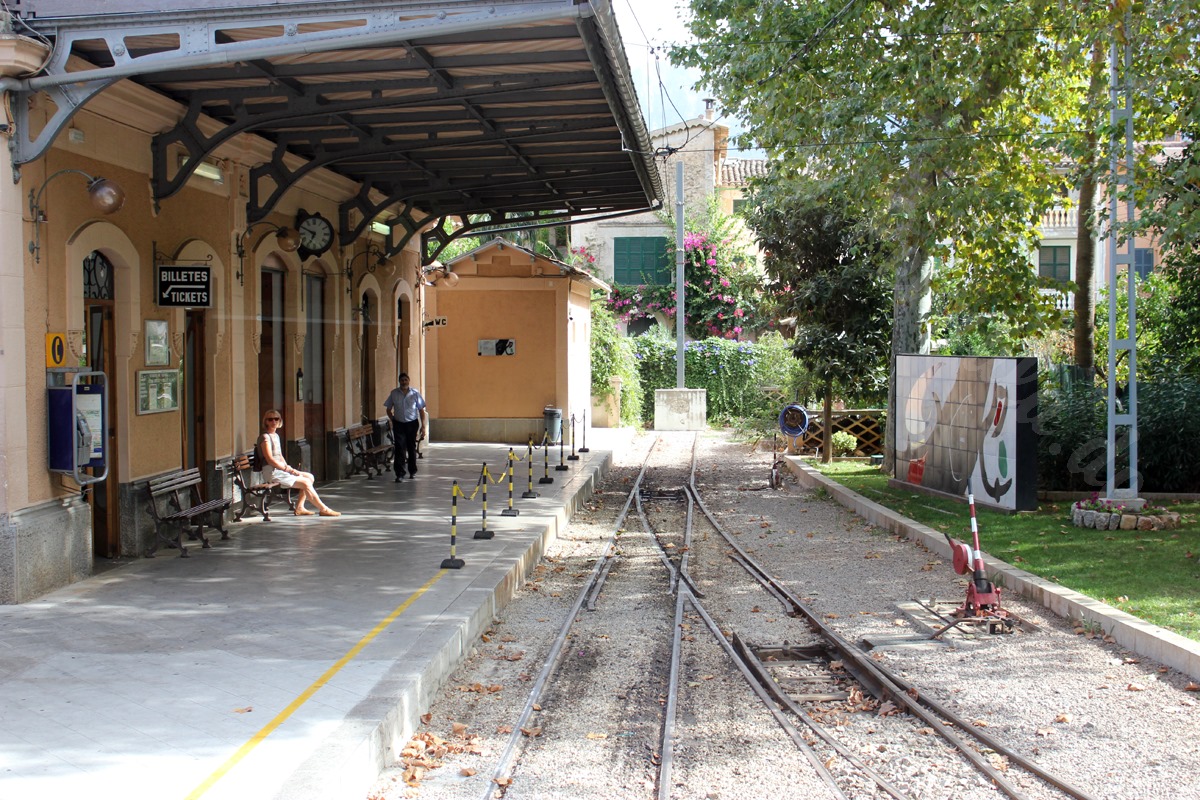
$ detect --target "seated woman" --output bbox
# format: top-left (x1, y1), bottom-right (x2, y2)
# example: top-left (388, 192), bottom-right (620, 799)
top-left (257, 409), bottom-right (340, 517)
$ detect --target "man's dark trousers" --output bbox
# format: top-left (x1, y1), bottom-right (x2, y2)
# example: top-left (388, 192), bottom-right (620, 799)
top-left (391, 418), bottom-right (420, 478)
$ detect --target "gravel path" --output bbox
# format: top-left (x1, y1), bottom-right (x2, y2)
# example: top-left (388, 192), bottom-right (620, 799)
top-left (368, 430), bottom-right (1200, 800)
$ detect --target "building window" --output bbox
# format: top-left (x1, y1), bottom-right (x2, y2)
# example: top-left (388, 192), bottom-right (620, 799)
top-left (1038, 246), bottom-right (1071, 283)
top-left (732, 198), bottom-right (748, 216)
top-left (83, 251), bottom-right (114, 300)
top-left (614, 237), bottom-right (671, 285)
top-left (1134, 248), bottom-right (1155, 281)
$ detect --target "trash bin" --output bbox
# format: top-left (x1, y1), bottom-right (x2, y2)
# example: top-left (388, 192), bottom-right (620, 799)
top-left (543, 407), bottom-right (562, 444)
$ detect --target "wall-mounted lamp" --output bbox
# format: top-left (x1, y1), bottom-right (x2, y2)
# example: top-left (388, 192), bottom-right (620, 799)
top-left (344, 245), bottom-right (395, 295)
top-left (350, 292), bottom-right (372, 323)
top-left (28, 169), bottom-right (125, 263)
top-left (179, 155), bottom-right (225, 185)
top-left (235, 221), bottom-right (300, 286)
top-left (422, 264), bottom-right (460, 287)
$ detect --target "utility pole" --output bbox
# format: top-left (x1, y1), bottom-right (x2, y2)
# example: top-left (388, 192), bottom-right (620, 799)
top-left (1104, 21), bottom-right (1142, 508)
top-left (675, 161), bottom-right (685, 388)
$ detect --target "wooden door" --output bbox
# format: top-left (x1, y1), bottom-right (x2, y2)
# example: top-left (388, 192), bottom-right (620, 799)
top-left (83, 252), bottom-right (119, 558)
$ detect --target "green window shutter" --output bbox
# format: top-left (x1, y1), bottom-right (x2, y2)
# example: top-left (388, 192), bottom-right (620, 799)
top-left (1038, 246), bottom-right (1071, 283)
top-left (614, 237), bottom-right (670, 285)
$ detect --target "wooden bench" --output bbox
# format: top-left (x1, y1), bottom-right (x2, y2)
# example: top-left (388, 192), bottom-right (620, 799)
top-left (229, 453), bottom-right (295, 522)
top-left (346, 424), bottom-right (393, 478)
top-left (145, 468), bottom-right (232, 557)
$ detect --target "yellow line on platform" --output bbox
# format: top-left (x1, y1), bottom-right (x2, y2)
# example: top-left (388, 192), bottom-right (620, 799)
top-left (184, 569), bottom-right (449, 800)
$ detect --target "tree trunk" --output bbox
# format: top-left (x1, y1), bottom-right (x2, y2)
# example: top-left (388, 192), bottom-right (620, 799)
top-left (822, 379), bottom-right (834, 464)
top-left (1073, 42), bottom-right (1106, 374)
top-left (1074, 165), bottom-right (1098, 371)
top-left (883, 230), bottom-right (934, 475)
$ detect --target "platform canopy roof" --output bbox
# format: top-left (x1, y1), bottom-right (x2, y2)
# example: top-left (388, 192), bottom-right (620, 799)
top-left (6, 0), bottom-right (662, 258)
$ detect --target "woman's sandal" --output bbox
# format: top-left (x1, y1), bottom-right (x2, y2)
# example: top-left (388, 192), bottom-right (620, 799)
top-left (294, 508), bottom-right (315, 516)
top-left (319, 509), bottom-right (341, 517)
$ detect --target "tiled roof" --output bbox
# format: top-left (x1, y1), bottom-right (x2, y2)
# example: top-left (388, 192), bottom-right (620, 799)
top-left (721, 158), bottom-right (769, 187)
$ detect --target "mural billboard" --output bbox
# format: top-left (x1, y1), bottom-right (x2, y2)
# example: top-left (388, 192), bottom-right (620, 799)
top-left (894, 355), bottom-right (1038, 511)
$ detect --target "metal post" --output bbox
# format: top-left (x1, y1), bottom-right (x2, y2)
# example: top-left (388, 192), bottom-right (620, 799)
top-left (474, 463), bottom-right (493, 539)
top-left (556, 427), bottom-right (569, 471)
top-left (502, 450), bottom-right (520, 516)
top-left (539, 436), bottom-right (554, 484)
top-left (567, 413), bottom-right (579, 461)
top-left (440, 481), bottom-right (464, 569)
top-left (523, 438), bottom-right (539, 498)
top-left (1105, 24), bottom-right (1142, 508)
top-left (578, 408), bottom-right (590, 453)
top-left (675, 160), bottom-right (685, 389)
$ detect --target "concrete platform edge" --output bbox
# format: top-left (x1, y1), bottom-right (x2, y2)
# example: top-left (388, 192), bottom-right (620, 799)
top-left (279, 450), bottom-right (613, 800)
top-left (785, 457), bottom-right (1200, 682)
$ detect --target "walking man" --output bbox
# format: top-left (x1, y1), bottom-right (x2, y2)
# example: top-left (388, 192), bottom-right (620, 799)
top-left (384, 372), bottom-right (428, 482)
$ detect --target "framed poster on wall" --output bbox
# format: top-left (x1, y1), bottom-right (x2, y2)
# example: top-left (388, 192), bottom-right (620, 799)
top-left (136, 369), bottom-right (179, 415)
top-left (144, 319), bottom-right (170, 366)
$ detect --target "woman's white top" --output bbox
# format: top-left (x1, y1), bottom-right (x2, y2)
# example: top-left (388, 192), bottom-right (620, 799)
top-left (261, 432), bottom-right (299, 488)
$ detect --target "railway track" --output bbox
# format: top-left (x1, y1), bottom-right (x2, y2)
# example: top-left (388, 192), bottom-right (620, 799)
top-left (461, 434), bottom-right (1095, 800)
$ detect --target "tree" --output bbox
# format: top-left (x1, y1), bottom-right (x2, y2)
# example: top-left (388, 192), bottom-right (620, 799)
top-left (743, 179), bottom-right (892, 462)
top-left (677, 0), bottom-right (1073, 470)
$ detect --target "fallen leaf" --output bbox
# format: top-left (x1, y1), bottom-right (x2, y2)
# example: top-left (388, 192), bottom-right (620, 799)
top-left (452, 722), bottom-right (468, 736)
top-left (1128, 682), bottom-right (1147, 692)
top-left (973, 719), bottom-right (989, 728)
top-left (533, 703), bottom-right (543, 710)
top-left (493, 777), bottom-right (513, 788)
top-left (497, 724), bottom-right (513, 734)
top-left (520, 726), bottom-right (543, 737)
top-left (233, 706), bottom-right (253, 714)
top-left (460, 768), bottom-right (476, 777)
top-left (1036, 728), bottom-right (1053, 737)
top-left (1184, 682), bottom-right (1200, 692)
top-left (586, 732), bottom-right (608, 740)
top-left (1055, 713), bottom-right (1072, 723)
top-left (420, 713), bottom-right (432, 725)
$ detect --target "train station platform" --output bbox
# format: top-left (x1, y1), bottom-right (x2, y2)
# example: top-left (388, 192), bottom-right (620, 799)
top-left (0, 431), bottom-right (631, 800)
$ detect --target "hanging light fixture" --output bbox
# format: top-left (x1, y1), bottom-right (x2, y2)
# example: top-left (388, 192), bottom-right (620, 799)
top-left (344, 245), bottom-right (395, 295)
top-left (235, 221), bottom-right (300, 286)
top-left (28, 169), bottom-right (125, 263)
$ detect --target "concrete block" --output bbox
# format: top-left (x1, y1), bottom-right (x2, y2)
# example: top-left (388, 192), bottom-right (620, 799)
top-left (653, 388), bottom-right (706, 431)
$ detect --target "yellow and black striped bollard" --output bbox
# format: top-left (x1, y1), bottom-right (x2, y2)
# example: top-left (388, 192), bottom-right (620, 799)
top-left (474, 463), bottom-right (493, 540)
top-left (440, 481), bottom-right (465, 569)
top-left (502, 449), bottom-right (520, 516)
top-left (567, 413), bottom-right (580, 461)
top-left (523, 438), bottom-right (540, 498)
top-left (539, 434), bottom-right (554, 485)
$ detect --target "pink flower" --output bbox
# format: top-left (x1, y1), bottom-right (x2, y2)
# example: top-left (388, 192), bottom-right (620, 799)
top-left (720, 277), bottom-right (731, 287)
top-left (734, 308), bottom-right (744, 317)
top-left (733, 326), bottom-right (743, 334)
top-left (706, 258), bottom-right (717, 266)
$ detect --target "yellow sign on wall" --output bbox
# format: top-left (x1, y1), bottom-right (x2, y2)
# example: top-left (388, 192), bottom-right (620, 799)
top-left (46, 333), bottom-right (67, 368)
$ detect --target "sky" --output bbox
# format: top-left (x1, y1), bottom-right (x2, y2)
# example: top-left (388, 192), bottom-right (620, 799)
top-left (609, 0), bottom-right (762, 158)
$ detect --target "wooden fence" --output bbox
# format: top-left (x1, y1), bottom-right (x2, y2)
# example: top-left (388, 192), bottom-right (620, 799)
top-left (786, 409), bottom-right (885, 456)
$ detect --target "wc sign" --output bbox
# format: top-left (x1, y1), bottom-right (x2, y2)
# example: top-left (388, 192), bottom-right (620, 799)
top-left (156, 264), bottom-right (212, 307)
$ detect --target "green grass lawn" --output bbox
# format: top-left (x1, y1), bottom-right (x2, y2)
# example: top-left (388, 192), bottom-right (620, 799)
top-left (807, 461), bottom-right (1200, 643)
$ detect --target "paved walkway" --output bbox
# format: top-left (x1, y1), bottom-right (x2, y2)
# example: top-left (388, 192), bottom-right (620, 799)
top-left (0, 432), bottom-right (627, 800)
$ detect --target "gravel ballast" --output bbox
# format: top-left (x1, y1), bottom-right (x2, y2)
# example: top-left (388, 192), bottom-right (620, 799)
top-left (368, 431), bottom-right (1200, 800)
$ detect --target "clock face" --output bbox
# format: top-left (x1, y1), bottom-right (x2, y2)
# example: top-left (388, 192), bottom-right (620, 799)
top-left (297, 212), bottom-right (333, 255)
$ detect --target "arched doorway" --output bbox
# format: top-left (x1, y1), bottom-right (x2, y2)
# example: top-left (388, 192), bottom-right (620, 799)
top-left (359, 291), bottom-right (376, 424)
top-left (303, 271), bottom-right (328, 480)
top-left (83, 251), bottom-right (119, 558)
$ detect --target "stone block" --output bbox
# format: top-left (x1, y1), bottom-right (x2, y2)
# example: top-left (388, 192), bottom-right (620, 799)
top-left (1108, 512), bottom-right (1121, 530)
top-left (1120, 514), bottom-right (1138, 530)
top-left (653, 388), bottom-right (706, 431)
top-left (1137, 516), bottom-right (1155, 531)
top-left (1082, 510), bottom-right (1096, 529)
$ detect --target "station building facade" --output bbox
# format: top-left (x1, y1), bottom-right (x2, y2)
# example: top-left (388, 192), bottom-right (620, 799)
top-left (0, 0), bottom-right (660, 602)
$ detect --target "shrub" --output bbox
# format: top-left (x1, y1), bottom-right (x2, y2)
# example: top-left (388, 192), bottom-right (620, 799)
top-left (1037, 374), bottom-right (1200, 492)
top-left (831, 431), bottom-right (858, 457)
top-left (590, 303), bottom-right (643, 427)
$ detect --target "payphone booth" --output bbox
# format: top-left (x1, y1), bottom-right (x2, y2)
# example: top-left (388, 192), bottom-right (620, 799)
top-left (48, 371), bottom-right (108, 485)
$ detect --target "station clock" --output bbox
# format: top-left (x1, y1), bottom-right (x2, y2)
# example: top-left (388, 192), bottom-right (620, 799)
top-left (295, 209), bottom-right (334, 261)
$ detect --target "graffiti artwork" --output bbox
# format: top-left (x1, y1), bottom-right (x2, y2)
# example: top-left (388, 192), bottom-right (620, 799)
top-left (895, 355), bottom-right (1038, 511)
